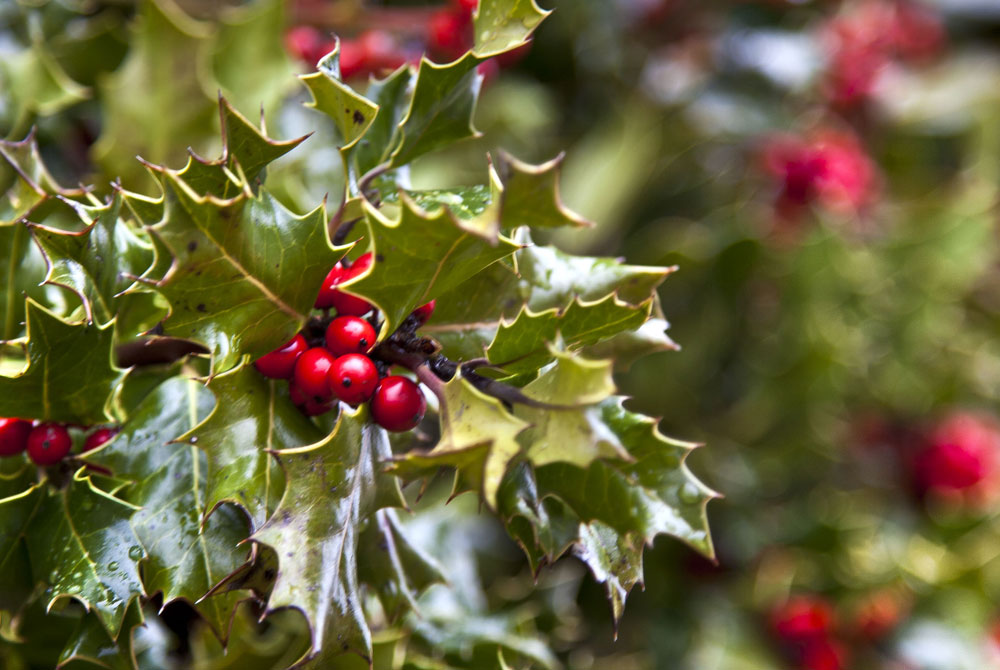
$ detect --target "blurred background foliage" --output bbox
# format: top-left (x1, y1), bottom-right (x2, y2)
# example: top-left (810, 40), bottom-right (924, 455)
top-left (5, 0), bottom-right (1000, 668)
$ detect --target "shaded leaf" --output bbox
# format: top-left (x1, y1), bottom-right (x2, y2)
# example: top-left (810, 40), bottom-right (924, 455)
top-left (92, 0), bottom-right (216, 187)
top-left (572, 521), bottom-right (643, 629)
top-left (25, 473), bottom-right (146, 638)
top-left (178, 363), bottom-right (322, 529)
top-left (251, 405), bottom-right (404, 666)
top-left (0, 468), bottom-right (45, 613)
top-left (56, 599), bottom-right (144, 670)
top-left (30, 193), bottom-right (154, 325)
top-left (91, 376), bottom-right (251, 638)
top-left (1, 130), bottom-right (85, 226)
top-left (0, 300), bottom-right (121, 424)
top-left (0, 220), bottom-right (49, 340)
top-left (357, 509), bottom-right (445, 622)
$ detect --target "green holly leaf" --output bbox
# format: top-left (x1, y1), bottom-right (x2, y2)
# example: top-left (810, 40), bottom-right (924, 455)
top-left (181, 98), bottom-right (308, 200)
top-left (0, 468), bottom-right (45, 613)
top-left (349, 197), bottom-right (518, 335)
top-left (93, 0), bottom-right (216, 188)
top-left (533, 399), bottom-right (717, 558)
top-left (572, 521), bottom-right (643, 629)
top-left (388, 54), bottom-right (482, 169)
top-left (487, 295), bottom-right (651, 373)
top-left (148, 170), bottom-right (345, 371)
top-left (30, 193), bottom-right (154, 326)
top-left (357, 509), bottom-right (445, 622)
top-left (212, 0), bottom-right (295, 122)
top-left (250, 405), bottom-right (403, 666)
top-left (426, 240), bottom-right (670, 362)
top-left (178, 363), bottom-right (323, 529)
top-left (391, 372), bottom-right (529, 510)
top-left (491, 152), bottom-right (590, 230)
top-left (0, 25), bottom-right (90, 123)
top-left (57, 599), bottom-right (144, 670)
top-left (512, 350), bottom-right (630, 467)
top-left (0, 300), bottom-right (121, 424)
top-left (351, 67), bottom-right (414, 178)
top-left (1, 220), bottom-right (50, 340)
top-left (91, 376), bottom-right (251, 638)
top-left (25, 472), bottom-right (146, 638)
top-left (582, 317), bottom-right (678, 371)
top-left (301, 45), bottom-right (379, 150)
top-left (1, 130), bottom-right (85, 226)
top-left (472, 0), bottom-right (551, 57)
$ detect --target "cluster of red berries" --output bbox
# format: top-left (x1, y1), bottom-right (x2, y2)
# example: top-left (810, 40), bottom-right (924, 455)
top-left (0, 419), bottom-right (117, 466)
top-left (285, 1), bottom-right (524, 83)
top-left (254, 252), bottom-right (429, 432)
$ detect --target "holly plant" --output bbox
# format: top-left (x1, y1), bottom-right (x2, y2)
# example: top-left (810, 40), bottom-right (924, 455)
top-left (0, 1), bottom-right (714, 668)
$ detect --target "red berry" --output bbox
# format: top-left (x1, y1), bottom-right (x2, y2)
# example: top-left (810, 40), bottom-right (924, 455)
top-left (289, 380), bottom-right (308, 406)
top-left (315, 253), bottom-right (373, 315)
top-left (325, 316), bottom-right (377, 356)
top-left (27, 423), bottom-right (72, 466)
top-left (411, 300), bottom-right (436, 326)
top-left (454, 0), bottom-right (478, 13)
top-left (371, 376), bottom-right (426, 432)
top-left (0, 418), bottom-right (31, 457)
top-left (83, 427), bottom-right (118, 452)
top-left (428, 10), bottom-right (470, 61)
top-left (254, 334), bottom-right (308, 379)
top-left (328, 354), bottom-right (379, 405)
top-left (771, 595), bottom-right (835, 643)
top-left (358, 30), bottom-right (406, 72)
top-left (285, 26), bottom-right (325, 64)
top-left (294, 348), bottom-right (337, 399)
top-left (338, 38), bottom-right (366, 79)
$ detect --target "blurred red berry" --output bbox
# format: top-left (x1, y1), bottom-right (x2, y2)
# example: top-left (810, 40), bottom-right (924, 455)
top-left (889, 1), bottom-right (945, 64)
top-left (428, 9), bottom-right (470, 61)
top-left (338, 38), bottom-right (366, 78)
top-left (359, 30), bottom-right (407, 73)
top-left (913, 412), bottom-right (999, 493)
top-left (771, 595), bottom-right (836, 643)
top-left (285, 26), bottom-right (327, 65)
top-left (798, 638), bottom-right (848, 670)
top-left (454, 0), bottom-right (478, 14)
top-left (852, 589), bottom-right (907, 641)
top-left (0, 418), bottom-right (31, 457)
top-left (83, 427), bottom-right (118, 452)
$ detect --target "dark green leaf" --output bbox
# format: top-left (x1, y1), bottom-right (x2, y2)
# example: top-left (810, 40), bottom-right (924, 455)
top-left (57, 599), bottom-right (144, 670)
top-left (178, 363), bottom-right (322, 529)
top-left (251, 405), bottom-right (404, 665)
top-left (0, 300), bottom-right (121, 424)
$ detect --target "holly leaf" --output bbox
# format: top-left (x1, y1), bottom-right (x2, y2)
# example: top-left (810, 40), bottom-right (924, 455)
top-left (30, 193), bottom-right (154, 326)
top-left (1, 130), bottom-right (86, 226)
top-left (57, 599), bottom-right (144, 670)
top-left (348, 197), bottom-right (518, 335)
top-left (533, 399), bottom-right (716, 558)
top-left (491, 152), bottom-right (590, 230)
top-left (351, 67), bottom-right (414, 178)
top-left (300, 45), bottom-right (378, 150)
top-left (472, 0), bottom-right (551, 57)
top-left (0, 468), bottom-right (45, 613)
top-left (0, 300), bottom-right (121, 424)
top-left (487, 295), bottom-right (651, 373)
top-left (425, 240), bottom-right (670, 362)
top-left (148, 170), bottom-right (345, 372)
top-left (357, 509), bottom-right (445, 622)
top-left (212, 0), bottom-right (295, 122)
top-left (572, 521), bottom-right (644, 629)
top-left (250, 405), bottom-right (404, 666)
top-left (177, 363), bottom-right (323, 530)
top-left (92, 0), bottom-right (216, 188)
top-left (0, 27), bottom-right (90, 121)
top-left (91, 376), bottom-right (251, 638)
top-left (181, 97), bottom-right (308, 200)
top-left (391, 372), bottom-right (529, 510)
top-left (1, 220), bottom-right (50, 340)
top-left (512, 350), bottom-right (630, 467)
top-left (388, 54), bottom-right (483, 169)
top-left (25, 472), bottom-right (146, 638)
top-left (582, 317), bottom-right (678, 371)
